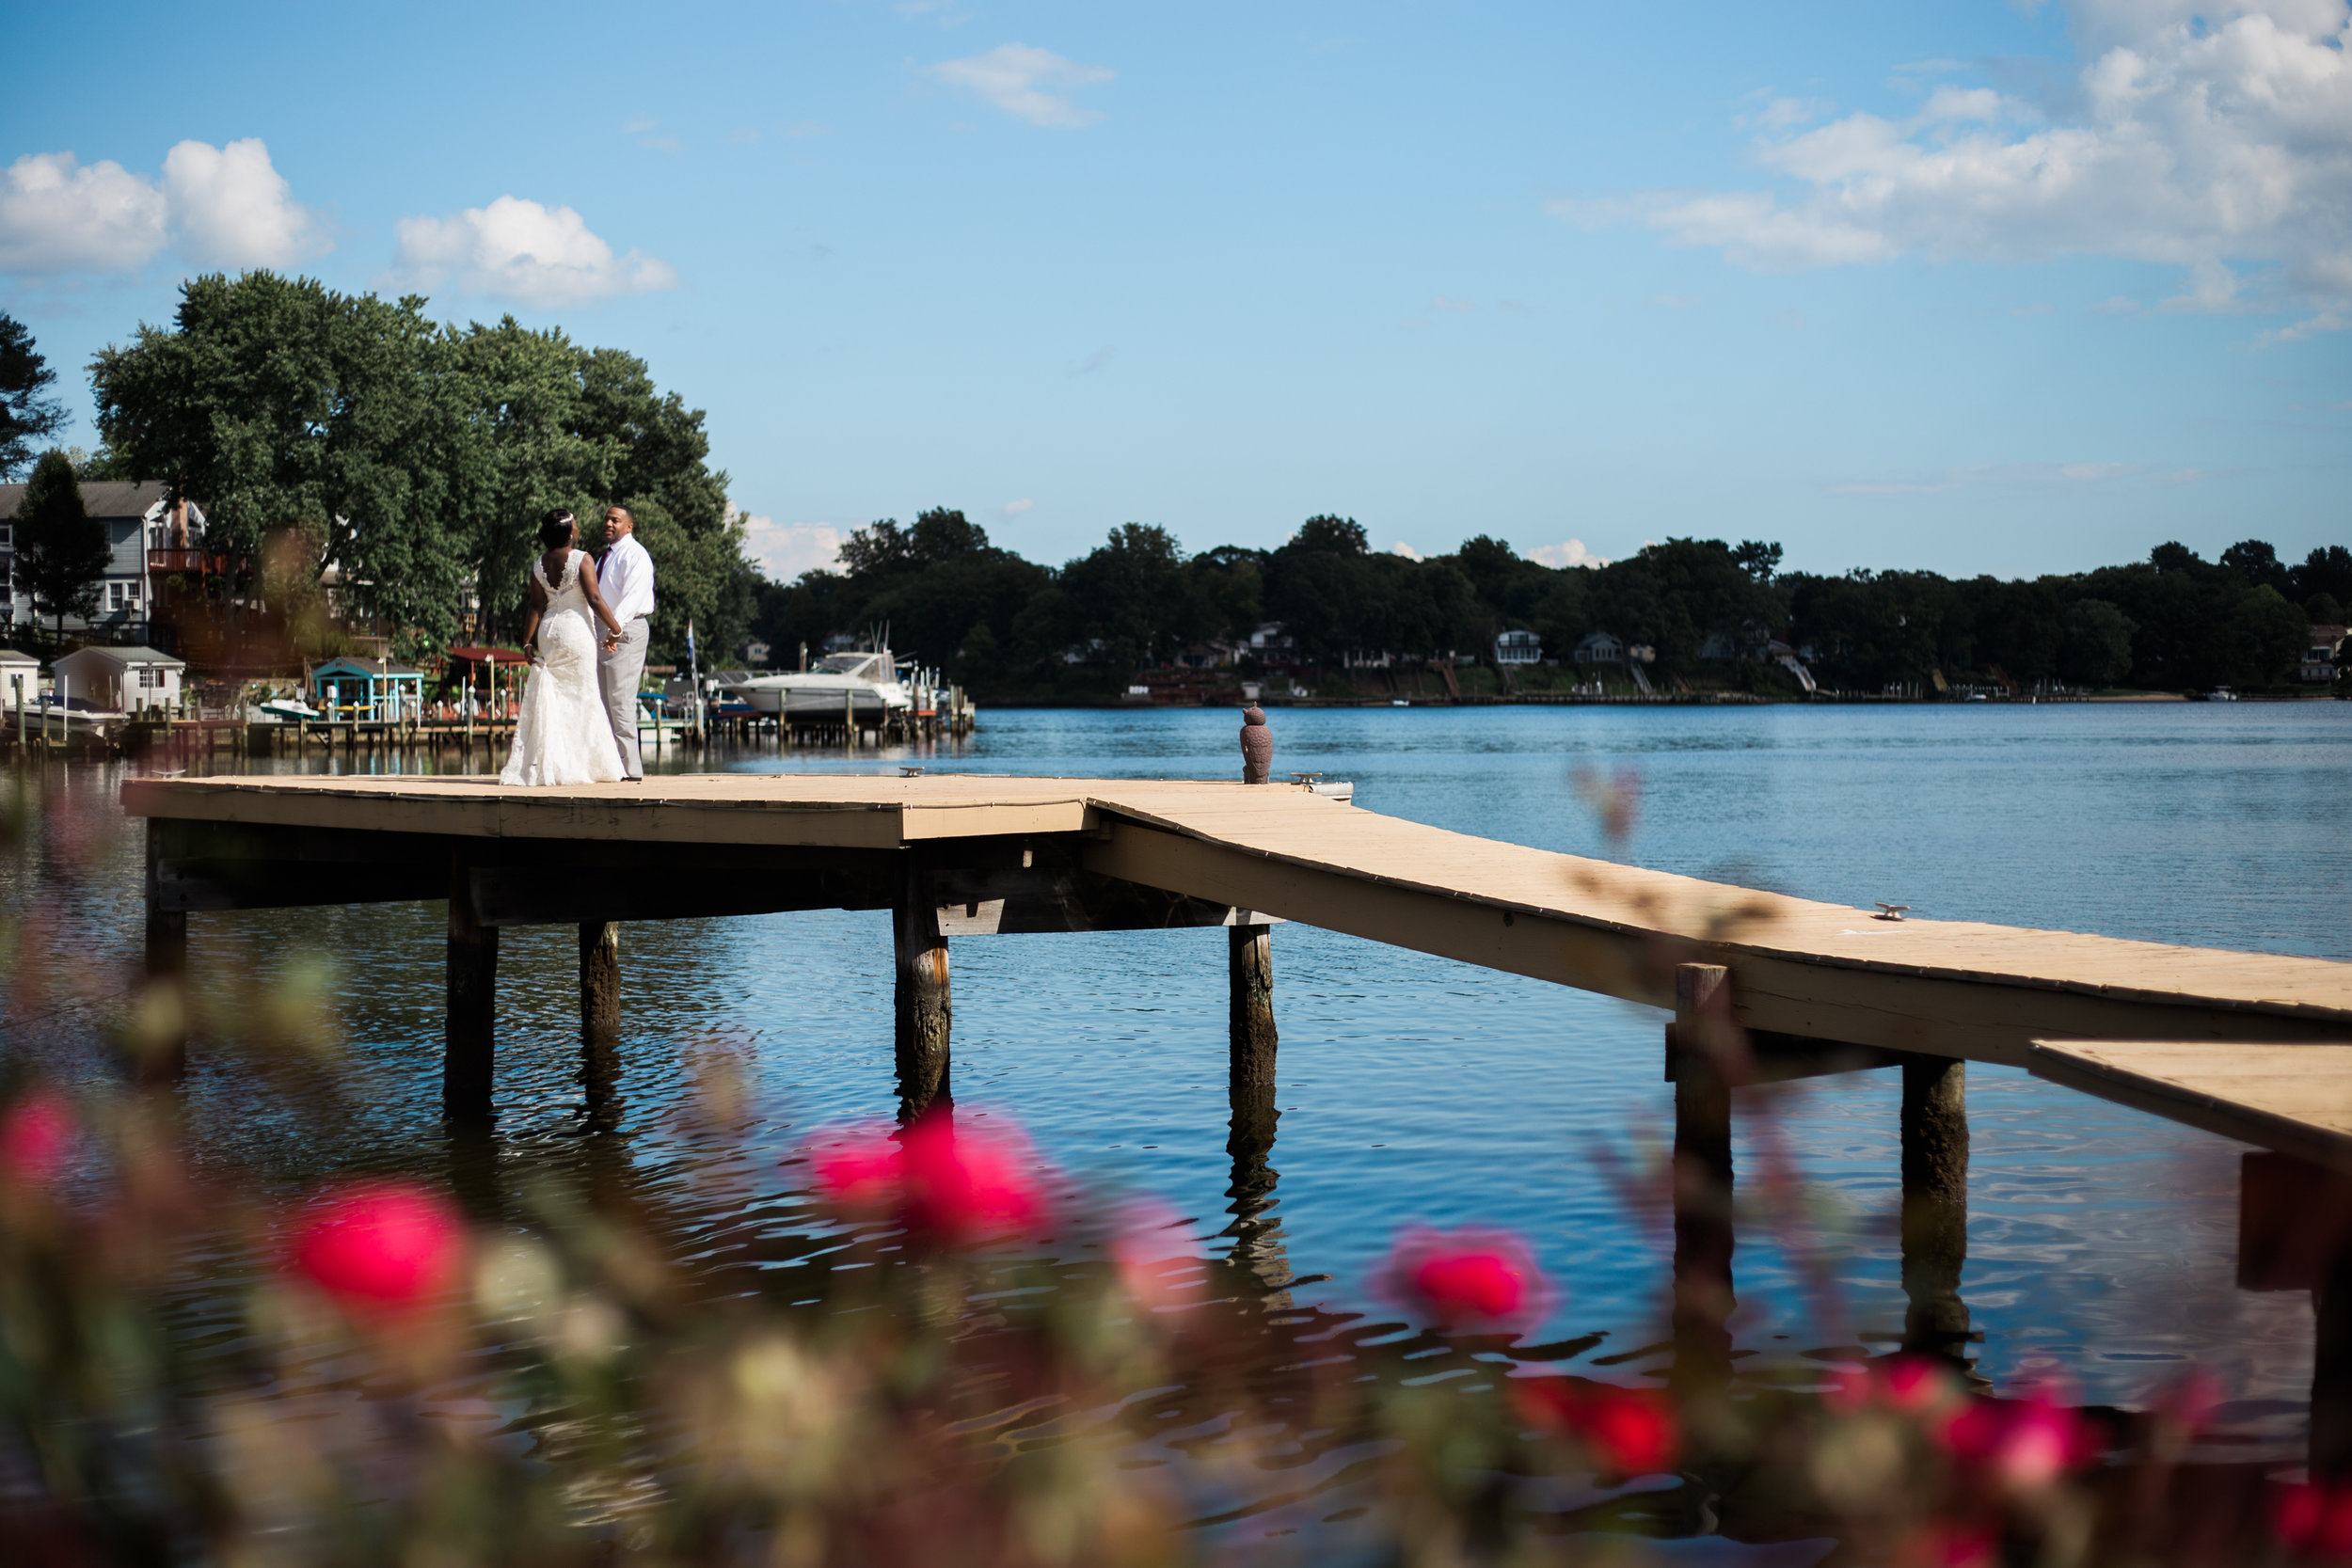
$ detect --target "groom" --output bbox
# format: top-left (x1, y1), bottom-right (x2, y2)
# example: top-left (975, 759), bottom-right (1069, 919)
top-left (596, 505), bottom-right (655, 782)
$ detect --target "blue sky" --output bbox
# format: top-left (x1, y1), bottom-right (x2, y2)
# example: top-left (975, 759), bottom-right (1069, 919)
top-left (3, 1), bottom-right (2346, 581)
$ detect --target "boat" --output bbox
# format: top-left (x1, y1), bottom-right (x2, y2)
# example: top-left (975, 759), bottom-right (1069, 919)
top-left (729, 646), bottom-right (913, 721)
top-left (2202, 686), bottom-right (2239, 703)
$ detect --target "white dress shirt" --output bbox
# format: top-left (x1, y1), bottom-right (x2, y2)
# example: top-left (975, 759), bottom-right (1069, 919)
top-left (600, 532), bottom-right (656, 623)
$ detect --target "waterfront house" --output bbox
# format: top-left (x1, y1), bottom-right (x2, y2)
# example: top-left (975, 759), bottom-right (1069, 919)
top-left (0, 481), bottom-right (213, 636)
top-left (1573, 631), bottom-right (1626, 665)
top-left (1495, 628), bottom-right (1542, 666)
top-left (52, 644), bottom-right (183, 713)
top-left (2301, 625), bottom-right (2344, 684)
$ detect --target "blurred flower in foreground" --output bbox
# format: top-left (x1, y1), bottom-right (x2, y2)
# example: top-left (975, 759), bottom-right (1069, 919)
top-left (1938, 1386), bottom-right (2101, 1494)
top-left (288, 1180), bottom-right (467, 1314)
top-left (807, 1113), bottom-right (1049, 1244)
top-left (0, 1088), bottom-right (74, 1185)
top-left (1827, 1354), bottom-right (1962, 1418)
top-left (1375, 1225), bottom-right (1550, 1335)
top-left (1514, 1378), bottom-right (1679, 1479)
top-left (2276, 1480), bottom-right (2352, 1561)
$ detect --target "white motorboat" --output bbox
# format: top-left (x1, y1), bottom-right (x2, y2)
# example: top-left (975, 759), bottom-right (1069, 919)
top-left (729, 647), bottom-right (913, 720)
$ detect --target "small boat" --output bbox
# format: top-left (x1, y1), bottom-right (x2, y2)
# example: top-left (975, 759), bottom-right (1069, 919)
top-left (2202, 686), bottom-right (2239, 702)
top-left (730, 645), bottom-right (913, 721)
top-left (258, 698), bottom-right (320, 722)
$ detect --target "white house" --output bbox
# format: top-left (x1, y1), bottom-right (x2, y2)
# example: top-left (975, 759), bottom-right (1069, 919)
top-left (1494, 628), bottom-right (1542, 666)
top-left (1573, 631), bottom-right (1626, 665)
top-left (0, 481), bottom-right (208, 633)
top-left (0, 647), bottom-right (37, 708)
top-left (52, 644), bottom-right (184, 714)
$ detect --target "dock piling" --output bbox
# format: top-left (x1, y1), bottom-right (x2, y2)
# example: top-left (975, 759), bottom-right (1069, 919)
top-left (894, 861), bottom-right (951, 1118)
top-left (580, 921), bottom-right (622, 1125)
top-left (445, 858), bottom-right (499, 1122)
top-left (1899, 1055), bottom-right (1972, 1363)
top-left (1669, 962), bottom-right (1737, 1406)
top-left (1229, 919), bottom-right (1279, 1101)
top-left (141, 823), bottom-right (188, 1082)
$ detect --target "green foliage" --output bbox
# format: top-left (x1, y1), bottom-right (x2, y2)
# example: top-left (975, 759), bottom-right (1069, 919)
top-left (0, 313), bottom-right (68, 481)
top-left (11, 450), bottom-right (110, 636)
top-left (87, 273), bottom-right (755, 659)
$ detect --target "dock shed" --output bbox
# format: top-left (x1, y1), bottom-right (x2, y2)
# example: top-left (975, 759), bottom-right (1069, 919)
top-left (52, 644), bottom-right (183, 713)
top-left (310, 657), bottom-right (425, 722)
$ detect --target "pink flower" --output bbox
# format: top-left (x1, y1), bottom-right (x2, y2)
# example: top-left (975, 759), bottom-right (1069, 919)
top-left (0, 1091), bottom-right (73, 1185)
top-left (289, 1181), bottom-right (466, 1314)
top-left (1376, 1226), bottom-right (1551, 1335)
top-left (1514, 1378), bottom-right (1679, 1478)
top-left (2276, 1481), bottom-right (2352, 1560)
top-left (1939, 1388), bottom-right (2100, 1492)
top-left (1826, 1354), bottom-right (1959, 1417)
top-left (804, 1114), bottom-right (1049, 1245)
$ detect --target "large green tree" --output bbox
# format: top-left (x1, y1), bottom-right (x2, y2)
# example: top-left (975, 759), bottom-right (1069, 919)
top-left (571, 345), bottom-right (755, 664)
top-left (90, 272), bottom-right (452, 638)
top-left (0, 314), bottom-right (69, 481)
top-left (12, 451), bottom-right (110, 638)
top-left (88, 274), bottom-right (755, 658)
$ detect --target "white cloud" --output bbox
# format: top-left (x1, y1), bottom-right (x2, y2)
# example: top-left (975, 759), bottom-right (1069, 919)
top-left (1565, 2), bottom-right (2352, 311)
top-left (931, 43), bottom-right (1114, 128)
top-left (162, 138), bottom-right (323, 269)
top-left (1390, 540), bottom-right (1425, 560)
top-left (0, 138), bottom-right (320, 276)
top-left (392, 196), bottom-right (679, 307)
top-left (1002, 498), bottom-right (1034, 515)
top-left (742, 516), bottom-right (845, 580)
top-left (0, 151), bottom-right (166, 273)
top-left (1528, 539), bottom-right (1609, 568)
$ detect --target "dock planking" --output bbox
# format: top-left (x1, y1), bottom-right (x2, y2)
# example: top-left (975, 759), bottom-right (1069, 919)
top-left (125, 769), bottom-right (2352, 1071)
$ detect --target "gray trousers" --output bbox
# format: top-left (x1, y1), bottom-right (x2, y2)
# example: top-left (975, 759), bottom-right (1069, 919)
top-left (598, 618), bottom-right (649, 778)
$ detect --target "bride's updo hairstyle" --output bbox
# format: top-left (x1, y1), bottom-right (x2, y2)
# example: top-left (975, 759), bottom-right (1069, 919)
top-left (537, 508), bottom-right (577, 548)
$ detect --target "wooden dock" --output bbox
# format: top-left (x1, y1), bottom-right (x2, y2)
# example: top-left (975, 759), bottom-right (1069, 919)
top-left (118, 767), bottom-right (2352, 1472)
top-left (124, 769), bottom-right (2352, 1069)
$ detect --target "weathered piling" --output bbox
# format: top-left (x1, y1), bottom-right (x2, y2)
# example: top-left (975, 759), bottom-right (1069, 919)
top-left (445, 856), bottom-right (498, 1122)
top-left (141, 823), bottom-right (188, 1082)
top-left (579, 919), bottom-right (622, 1037)
top-left (1229, 921), bottom-right (1279, 1101)
top-left (579, 921), bottom-right (623, 1126)
top-left (894, 861), bottom-right (951, 1118)
top-left (1899, 1054), bottom-right (1972, 1363)
top-left (1669, 961), bottom-right (1737, 1405)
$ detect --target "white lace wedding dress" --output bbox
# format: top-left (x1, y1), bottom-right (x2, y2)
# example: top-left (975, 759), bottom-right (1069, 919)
top-left (500, 549), bottom-right (627, 786)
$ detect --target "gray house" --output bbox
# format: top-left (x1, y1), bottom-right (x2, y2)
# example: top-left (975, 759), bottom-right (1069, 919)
top-left (0, 481), bottom-right (207, 634)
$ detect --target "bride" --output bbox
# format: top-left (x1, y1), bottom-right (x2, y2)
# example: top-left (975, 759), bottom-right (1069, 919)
top-left (501, 509), bottom-right (628, 786)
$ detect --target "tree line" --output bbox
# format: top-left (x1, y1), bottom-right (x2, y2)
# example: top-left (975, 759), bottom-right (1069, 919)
top-left (758, 513), bottom-right (2348, 697)
top-left (2, 279), bottom-right (757, 665)
top-left (8, 288), bottom-right (2340, 695)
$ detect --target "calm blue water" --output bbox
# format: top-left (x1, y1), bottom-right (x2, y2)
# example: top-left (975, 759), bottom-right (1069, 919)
top-left (9, 701), bottom-right (2350, 1434)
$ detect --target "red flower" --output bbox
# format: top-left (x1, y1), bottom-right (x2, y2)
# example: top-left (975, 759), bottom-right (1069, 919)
top-left (1376, 1226), bottom-right (1551, 1334)
top-left (1938, 1388), bottom-right (2100, 1491)
top-left (0, 1091), bottom-right (73, 1185)
top-left (1515, 1378), bottom-right (1679, 1478)
top-left (289, 1181), bottom-right (466, 1314)
top-left (805, 1114), bottom-right (1048, 1244)
top-left (1827, 1354), bottom-right (1959, 1417)
top-left (2276, 1481), bottom-right (2352, 1560)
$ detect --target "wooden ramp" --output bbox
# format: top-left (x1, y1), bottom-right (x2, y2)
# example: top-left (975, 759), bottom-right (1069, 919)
top-left (2027, 1041), bottom-right (2352, 1176)
top-left (123, 770), bottom-right (2352, 1077)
